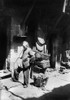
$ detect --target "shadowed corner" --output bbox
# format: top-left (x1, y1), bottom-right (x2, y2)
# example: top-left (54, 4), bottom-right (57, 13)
top-left (22, 84), bottom-right (70, 100)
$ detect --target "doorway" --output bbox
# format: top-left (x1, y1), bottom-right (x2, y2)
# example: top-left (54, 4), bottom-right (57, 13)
top-left (0, 18), bottom-right (7, 70)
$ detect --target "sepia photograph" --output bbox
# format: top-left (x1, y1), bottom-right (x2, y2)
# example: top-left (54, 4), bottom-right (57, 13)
top-left (0, 0), bottom-right (70, 100)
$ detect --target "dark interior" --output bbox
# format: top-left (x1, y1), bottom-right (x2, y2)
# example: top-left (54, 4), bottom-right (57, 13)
top-left (0, 17), bottom-right (7, 69)
top-left (0, 0), bottom-right (70, 69)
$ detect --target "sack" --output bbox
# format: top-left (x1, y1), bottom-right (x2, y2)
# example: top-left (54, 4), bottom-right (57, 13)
top-left (34, 76), bottom-right (47, 87)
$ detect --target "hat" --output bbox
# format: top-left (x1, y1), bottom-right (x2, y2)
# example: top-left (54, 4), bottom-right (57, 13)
top-left (23, 41), bottom-right (29, 48)
top-left (37, 37), bottom-right (45, 44)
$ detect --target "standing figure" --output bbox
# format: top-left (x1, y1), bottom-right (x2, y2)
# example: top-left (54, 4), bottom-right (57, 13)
top-left (21, 41), bottom-right (35, 88)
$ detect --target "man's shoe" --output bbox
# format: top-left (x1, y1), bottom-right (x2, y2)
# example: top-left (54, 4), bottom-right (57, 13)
top-left (23, 84), bottom-right (28, 88)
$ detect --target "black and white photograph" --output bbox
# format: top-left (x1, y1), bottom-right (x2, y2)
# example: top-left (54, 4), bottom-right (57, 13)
top-left (0, 0), bottom-right (70, 100)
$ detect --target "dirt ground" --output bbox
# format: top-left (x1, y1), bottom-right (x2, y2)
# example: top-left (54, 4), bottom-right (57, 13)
top-left (1, 68), bottom-right (70, 100)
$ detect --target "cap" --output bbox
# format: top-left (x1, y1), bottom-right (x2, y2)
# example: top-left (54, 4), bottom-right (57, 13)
top-left (23, 41), bottom-right (29, 48)
top-left (38, 37), bottom-right (45, 44)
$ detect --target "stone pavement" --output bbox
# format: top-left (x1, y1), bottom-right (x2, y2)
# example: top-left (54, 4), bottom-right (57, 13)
top-left (1, 68), bottom-right (70, 100)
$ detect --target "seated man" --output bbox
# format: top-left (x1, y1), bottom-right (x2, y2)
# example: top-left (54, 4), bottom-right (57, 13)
top-left (31, 36), bottom-right (50, 75)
